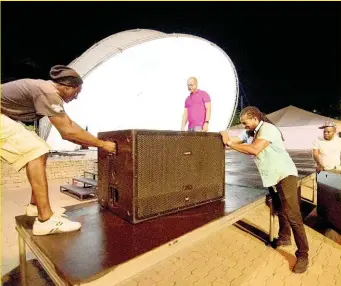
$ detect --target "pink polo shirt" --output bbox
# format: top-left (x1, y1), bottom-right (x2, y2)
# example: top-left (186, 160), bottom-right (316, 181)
top-left (184, 89), bottom-right (211, 129)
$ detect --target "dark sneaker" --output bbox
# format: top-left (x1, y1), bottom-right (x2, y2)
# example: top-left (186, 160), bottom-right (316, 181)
top-left (293, 257), bottom-right (308, 274)
top-left (274, 238), bottom-right (292, 247)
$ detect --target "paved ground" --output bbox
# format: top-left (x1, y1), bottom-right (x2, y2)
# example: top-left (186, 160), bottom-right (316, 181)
top-left (117, 204), bottom-right (341, 286)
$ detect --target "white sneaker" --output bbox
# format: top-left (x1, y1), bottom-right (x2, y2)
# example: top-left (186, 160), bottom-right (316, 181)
top-left (32, 213), bottom-right (81, 236)
top-left (26, 204), bottom-right (66, 217)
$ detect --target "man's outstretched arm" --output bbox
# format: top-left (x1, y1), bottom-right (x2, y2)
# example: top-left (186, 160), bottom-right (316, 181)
top-left (48, 114), bottom-right (115, 152)
top-left (227, 139), bottom-right (270, 156)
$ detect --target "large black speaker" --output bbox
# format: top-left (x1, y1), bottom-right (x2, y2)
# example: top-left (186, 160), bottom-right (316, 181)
top-left (97, 129), bottom-right (225, 223)
top-left (317, 170), bottom-right (341, 232)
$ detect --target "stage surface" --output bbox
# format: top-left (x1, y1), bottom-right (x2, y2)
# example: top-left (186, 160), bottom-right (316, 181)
top-left (15, 150), bottom-right (315, 284)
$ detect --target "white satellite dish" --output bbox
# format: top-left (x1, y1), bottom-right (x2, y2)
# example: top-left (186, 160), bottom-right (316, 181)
top-left (46, 29), bottom-right (239, 151)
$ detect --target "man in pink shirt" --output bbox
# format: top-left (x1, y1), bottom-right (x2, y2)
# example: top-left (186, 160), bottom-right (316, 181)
top-left (181, 77), bottom-right (211, 132)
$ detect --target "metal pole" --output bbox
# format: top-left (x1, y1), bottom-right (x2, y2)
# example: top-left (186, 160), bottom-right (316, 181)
top-left (18, 231), bottom-right (27, 286)
top-left (269, 197), bottom-right (275, 242)
top-left (240, 93), bottom-right (244, 110)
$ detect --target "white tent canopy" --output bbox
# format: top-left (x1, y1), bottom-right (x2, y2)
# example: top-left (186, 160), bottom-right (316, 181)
top-left (229, 105), bottom-right (341, 150)
top-left (46, 29), bottom-right (239, 151)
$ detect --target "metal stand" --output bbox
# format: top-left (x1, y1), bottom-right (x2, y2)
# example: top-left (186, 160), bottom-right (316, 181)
top-left (18, 230), bottom-right (27, 286)
top-left (234, 194), bottom-right (277, 248)
top-left (265, 195), bottom-right (277, 248)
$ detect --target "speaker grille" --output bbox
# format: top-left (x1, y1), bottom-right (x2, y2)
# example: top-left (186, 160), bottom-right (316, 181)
top-left (136, 133), bottom-right (224, 219)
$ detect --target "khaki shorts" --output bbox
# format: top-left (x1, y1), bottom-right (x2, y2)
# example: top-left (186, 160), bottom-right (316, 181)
top-left (1, 114), bottom-right (51, 171)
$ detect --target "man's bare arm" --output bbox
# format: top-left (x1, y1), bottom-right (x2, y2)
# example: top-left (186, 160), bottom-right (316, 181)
top-left (181, 108), bottom-right (188, 131)
top-left (228, 138), bottom-right (270, 156)
top-left (48, 114), bottom-right (105, 148)
top-left (205, 102), bottom-right (211, 122)
top-left (312, 149), bottom-right (324, 171)
top-left (220, 130), bottom-right (243, 145)
top-left (202, 102), bottom-right (211, 132)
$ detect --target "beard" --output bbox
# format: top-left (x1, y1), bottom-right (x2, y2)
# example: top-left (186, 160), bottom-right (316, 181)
top-left (246, 129), bottom-right (255, 137)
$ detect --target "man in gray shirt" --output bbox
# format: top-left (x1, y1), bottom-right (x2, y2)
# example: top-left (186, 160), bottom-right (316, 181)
top-left (1, 65), bottom-right (116, 235)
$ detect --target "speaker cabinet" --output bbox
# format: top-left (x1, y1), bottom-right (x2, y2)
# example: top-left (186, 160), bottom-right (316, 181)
top-left (97, 129), bottom-right (225, 223)
top-left (317, 170), bottom-right (341, 232)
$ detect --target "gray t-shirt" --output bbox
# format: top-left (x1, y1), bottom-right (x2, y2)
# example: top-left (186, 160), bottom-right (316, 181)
top-left (1, 78), bottom-right (66, 122)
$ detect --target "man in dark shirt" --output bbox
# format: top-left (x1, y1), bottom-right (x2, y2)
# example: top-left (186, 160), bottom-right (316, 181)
top-left (1, 65), bottom-right (116, 235)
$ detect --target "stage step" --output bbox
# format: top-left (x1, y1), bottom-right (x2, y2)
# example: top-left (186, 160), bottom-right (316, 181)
top-left (60, 184), bottom-right (97, 201)
top-left (72, 177), bottom-right (98, 187)
top-left (84, 170), bottom-right (98, 178)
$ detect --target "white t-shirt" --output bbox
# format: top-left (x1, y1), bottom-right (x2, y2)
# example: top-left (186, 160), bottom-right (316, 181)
top-left (312, 136), bottom-right (341, 170)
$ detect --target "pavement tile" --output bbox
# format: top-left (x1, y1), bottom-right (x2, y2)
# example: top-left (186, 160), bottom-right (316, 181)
top-left (140, 269), bottom-right (158, 279)
top-left (150, 274), bottom-right (164, 283)
top-left (137, 279), bottom-right (157, 286)
top-left (173, 259), bottom-right (191, 269)
top-left (208, 264), bottom-right (229, 279)
top-left (192, 265), bottom-right (214, 279)
top-left (157, 268), bottom-right (176, 279)
top-left (119, 279), bottom-right (139, 286)
top-left (265, 274), bottom-right (286, 286)
top-left (317, 271), bottom-right (337, 286)
top-left (300, 272), bottom-right (320, 286)
top-left (181, 274), bottom-right (201, 284)
top-left (155, 280), bottom-right (175, 286)
top-left (230, 274), bottom-right (252, 286)
top-left (172, 280), bottom-right (192, 286)
top-left (247, 272), bottom-right (269, 285)
top-left (220, 258), bottom-right (237, 270)
top-left (188, 257), bottom-right (207, 270)
top-left (221, 267), bottom-right (243, 283)
top-left (188, 251), bottom-right (204, 260)
top-left (331, 276), bottom-right (340, 286)
top-left (203, 273), bottom-right (218, 283)
top-left (204, 256), bottom-right (224, 269)
top-left (212, 278), bottom-right (230, 286)
top-left (172, 267), bottom-right (193, 280)
top-left (193, 279), bottom-right (213, 286)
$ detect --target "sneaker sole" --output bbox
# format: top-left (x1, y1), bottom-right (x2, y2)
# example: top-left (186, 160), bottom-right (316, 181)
top-left (292, 268), bottom-right (307, 274)
top-left (32, 227), bottom-right (81, 236)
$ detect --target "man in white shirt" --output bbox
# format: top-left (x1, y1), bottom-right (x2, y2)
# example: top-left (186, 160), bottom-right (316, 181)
top-left (312, 121), bottom-right (341, 172)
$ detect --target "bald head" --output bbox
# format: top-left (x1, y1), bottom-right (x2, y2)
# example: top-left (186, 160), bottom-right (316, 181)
top-left (187, 77), bottom-right (198, 93)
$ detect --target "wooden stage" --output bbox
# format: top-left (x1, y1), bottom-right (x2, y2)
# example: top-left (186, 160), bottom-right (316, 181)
top-left (15, 150), bottom-right (316, 285)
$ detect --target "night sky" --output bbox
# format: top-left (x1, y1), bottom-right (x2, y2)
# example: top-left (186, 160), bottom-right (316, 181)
top-left (1, 1), bottom-right (340, 118)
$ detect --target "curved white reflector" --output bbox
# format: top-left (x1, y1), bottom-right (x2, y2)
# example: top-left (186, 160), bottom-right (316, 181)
top-left (46, 29), bottom-right (239, 151)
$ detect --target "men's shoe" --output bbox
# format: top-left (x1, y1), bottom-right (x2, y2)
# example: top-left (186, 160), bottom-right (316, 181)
top-left (32, 213), bottom-right (81, 236)
top-left (274, 237), bottom-right (292, 247)
top-left (26, 204), bottom-right (66, 217)
top-left (293, 257), bottom-right (308, 274)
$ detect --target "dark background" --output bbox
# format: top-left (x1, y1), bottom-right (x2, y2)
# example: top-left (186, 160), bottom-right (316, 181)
top-left (1, 1), bottom-right (340, 118)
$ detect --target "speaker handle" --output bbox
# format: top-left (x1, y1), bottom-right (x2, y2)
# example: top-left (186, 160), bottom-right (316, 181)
top-left (106, 140), bottom-right (118, 155)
